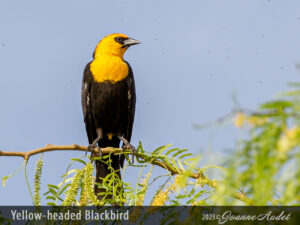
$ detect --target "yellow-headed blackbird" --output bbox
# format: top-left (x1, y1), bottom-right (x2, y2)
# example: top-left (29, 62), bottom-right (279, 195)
top-left (81, 33), bottom-right (140, 200)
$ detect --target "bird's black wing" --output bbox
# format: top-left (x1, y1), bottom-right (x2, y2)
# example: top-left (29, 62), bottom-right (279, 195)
top-left (120, 62), bottom-right (136, 167)
top-left (81, 62), bottom-right (96, 144)
top-left (125, 62), bottom-right (136, 142)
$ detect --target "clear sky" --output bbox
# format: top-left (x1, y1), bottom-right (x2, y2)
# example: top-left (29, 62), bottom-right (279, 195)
top-left (0, 0), bottom-right (300, 205)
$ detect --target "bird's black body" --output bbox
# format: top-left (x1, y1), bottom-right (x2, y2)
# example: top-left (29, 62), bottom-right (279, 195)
top-left (81, 61), bottom-right (136, 199)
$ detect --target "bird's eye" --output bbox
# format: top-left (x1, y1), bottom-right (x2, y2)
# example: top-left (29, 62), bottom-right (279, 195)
top-left (115, 37), bottom-right (124, 44)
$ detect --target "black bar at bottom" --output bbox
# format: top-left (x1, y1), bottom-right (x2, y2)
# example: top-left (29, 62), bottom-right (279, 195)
top-left (0, 206), bottom-right (299, 225)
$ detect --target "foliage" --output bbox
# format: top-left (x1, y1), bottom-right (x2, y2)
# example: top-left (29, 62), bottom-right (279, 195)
top-left (1, 82), bottom-right (300, 210)
top-left (33, 155), bottom-right (43, 206)
top-left (219, 82), bottom-right (300, 205)
top-left (41, 143), bottom-right (207, 207)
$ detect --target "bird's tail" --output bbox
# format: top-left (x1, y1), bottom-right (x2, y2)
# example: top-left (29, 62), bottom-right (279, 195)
top-left (94, 137), bottom-right (122, 202)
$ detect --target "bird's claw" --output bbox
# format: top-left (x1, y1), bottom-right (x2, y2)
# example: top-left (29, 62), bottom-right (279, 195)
top-left (123, 143), bottom-right (136, 164)
top-left (87, 143), bottom-right (103, 160)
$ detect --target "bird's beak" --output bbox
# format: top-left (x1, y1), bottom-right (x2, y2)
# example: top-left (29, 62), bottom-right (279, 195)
top-left (123, 38), bottom-right (141, 47)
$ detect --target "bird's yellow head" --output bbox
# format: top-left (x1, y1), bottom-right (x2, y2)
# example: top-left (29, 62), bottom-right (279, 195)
top-left (93, 33), bottom-right (140, 59)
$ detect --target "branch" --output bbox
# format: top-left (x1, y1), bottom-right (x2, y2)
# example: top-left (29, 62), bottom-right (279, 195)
top-left (0, 144), bottom-right (116, 161)
top-left (0, 144), bottom-right (253, 205)
top-left (0, 144), bottom-right (200, 179)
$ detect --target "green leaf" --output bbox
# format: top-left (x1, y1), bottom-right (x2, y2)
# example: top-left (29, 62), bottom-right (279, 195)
top-left (129, 164), bottom-right (146, 167)
top-left (46, 196), bottom-right (56, 201)
top-left (178, 160), bottom-right (185, 171)
top-left (58, 183), bottom-right (71, 195)
top-left (176, 194), bottom-right (188, 199)
top-left (192, 190), bottom-right (206, 200)
top-left (260, 100), bottom-right (292, 109)
top-left (57, 196), bottom-right (64, 202)
top-left (47, 202), bottom-right (56, 206)
top-left (171, 158), bottom-right (180, 173)
top-left (179, 153), bottom-right (193, 160)
top-left (137, 141), bottom-right (144, 153)
top-left (162, 158), bottom-right (176, 172)
top-left (58, 177), bottom-right (74, 188)
top-left (1, 160), bottom-right (26, 187)
top-left (60, 169), bottom-right (78, 178)
top-left (48, 188), bottom-right (58, 197)
top-left (152, 144), bottom-right (173, 155)
top-left (2, 175), bottom-right (11, 187)
top-left (173, 149), bottom-right (188, 158)
top-left (71, 158), bottom-right (87, 165)
top-left (166, 148), bottom-right (180, 156)
top-left (47, 184), bottom-right (59, 190)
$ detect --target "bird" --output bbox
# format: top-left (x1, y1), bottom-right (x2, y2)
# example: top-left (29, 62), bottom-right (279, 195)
top-left (81, 33), bottom-right (140, 201)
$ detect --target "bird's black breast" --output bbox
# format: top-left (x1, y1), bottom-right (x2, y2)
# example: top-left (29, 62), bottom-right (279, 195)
top-left (81, 61), bottom-right (136, 147)
top-left (90, 79), bottom-right (129, 134)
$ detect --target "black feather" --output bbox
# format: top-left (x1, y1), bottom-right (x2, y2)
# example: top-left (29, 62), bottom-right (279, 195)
top-left (81, 61), bottom-right (136, 200)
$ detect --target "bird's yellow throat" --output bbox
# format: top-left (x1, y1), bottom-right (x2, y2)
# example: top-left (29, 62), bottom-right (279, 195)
top-left (90, 55), bottom-right (129, 83)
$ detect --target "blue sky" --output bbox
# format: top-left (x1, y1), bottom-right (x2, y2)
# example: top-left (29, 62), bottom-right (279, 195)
top-left (1, 0), bottom-right (300, 205)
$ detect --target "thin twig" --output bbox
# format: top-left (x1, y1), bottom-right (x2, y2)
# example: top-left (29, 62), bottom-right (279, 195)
top-left (0, 144), bottom-right (253, 205)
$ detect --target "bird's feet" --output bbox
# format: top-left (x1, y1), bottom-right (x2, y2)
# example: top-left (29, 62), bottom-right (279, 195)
top-left (87, 143), bottom-right (103, 160)
top-left (122, 142), bottom-right (136, 164)
top-left (118, 136), bottom-right (136, 164)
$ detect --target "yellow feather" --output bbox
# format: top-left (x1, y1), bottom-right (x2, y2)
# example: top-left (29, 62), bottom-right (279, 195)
top-left (90, 56), bottom-right (129, 83)
top-left (107, 133), bottom-right (113, 140)
top-left (90, 33), bottom-right (130, 83)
